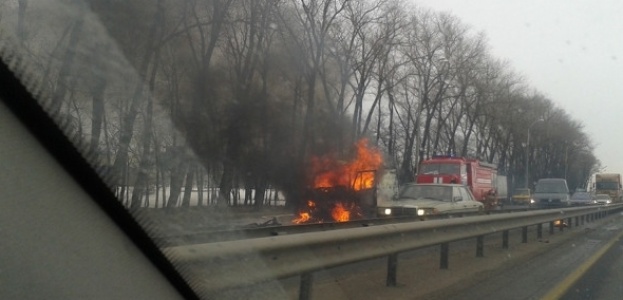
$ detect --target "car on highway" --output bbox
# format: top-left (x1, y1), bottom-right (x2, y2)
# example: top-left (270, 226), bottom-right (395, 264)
top-left (511, 188), bottom-right (532, 205)
top-left (377, 183), bottom-right (484, 218)
top-left (569, 191), bottom-right (594, 206)
top-left (593, 193), bottom-right (612, 205)
top-left (533, 178), bottom-right (571, 208)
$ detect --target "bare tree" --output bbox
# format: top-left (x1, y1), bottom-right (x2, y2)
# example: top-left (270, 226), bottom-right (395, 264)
top-left (220, 0), bottom-right (279, 208)
top-left (179, 0), bottom-right (234, 207)
top-left (279, 0), bottom-right (349, 156)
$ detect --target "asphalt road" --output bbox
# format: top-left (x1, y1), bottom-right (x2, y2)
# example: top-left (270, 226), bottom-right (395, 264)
top-left (561, 222), bottom-right (623, 299)
top-left (438, 214), bottom-right (623, 300)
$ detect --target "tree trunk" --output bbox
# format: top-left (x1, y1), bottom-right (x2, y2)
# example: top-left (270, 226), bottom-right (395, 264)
top-left (111, 0), bottom-right (163, 193)
top-left (130, 50), bottom-right (160, 208)
top-left (218, 164), bottom-right (233, 207)
top-left (49, 14), bottom-right (84, 115)
top-left (197, 169), bottom-right (204, 206)
top-left (254, 179), bottom-right (266, 210)
top-left (399, 126), bottom-right (418, 184)
top-left (167, 175), bottom-right (183, 208)
top-left (181, 165), bottom-right (195, 207)
top-left (88, 75), bottom-right (106, 155)
top-left (167, 155), bottom-right (185, 208)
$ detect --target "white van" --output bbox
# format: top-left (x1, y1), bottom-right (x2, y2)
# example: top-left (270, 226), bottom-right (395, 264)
top-left (533, 178), bottom-right (570, 207)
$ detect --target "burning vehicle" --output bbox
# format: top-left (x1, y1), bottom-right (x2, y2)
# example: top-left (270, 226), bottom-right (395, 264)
top-left (292, 139), bottom-right (384, 224)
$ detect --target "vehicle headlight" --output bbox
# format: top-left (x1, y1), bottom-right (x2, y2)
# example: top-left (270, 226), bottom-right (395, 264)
top-left (383, 208), bottom-right (392, 215)
top-left (607, 200), bottom-right (612, 204)
top-left (530, 199), bottom-right (535, 204)
top-left (417, 209), bottom-right (425, 216)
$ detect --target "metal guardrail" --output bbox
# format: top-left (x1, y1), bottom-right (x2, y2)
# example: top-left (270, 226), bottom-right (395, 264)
top-left (165, 204), bottom-right (623, 298)
top-left (162, 206), bottom-right (536, 245)
top-left (161, 215), bottom-right (437, 245)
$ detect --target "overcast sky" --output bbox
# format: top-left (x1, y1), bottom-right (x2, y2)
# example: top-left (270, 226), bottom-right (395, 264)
top-left (414, 0), bottom-right (623, 176)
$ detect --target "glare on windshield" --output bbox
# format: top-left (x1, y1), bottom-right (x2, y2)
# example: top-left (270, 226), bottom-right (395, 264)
top-left (399, 185), bottom-right (452, 202)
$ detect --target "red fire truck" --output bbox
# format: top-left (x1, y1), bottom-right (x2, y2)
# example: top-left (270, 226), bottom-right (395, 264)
top-left (415, 155), bottom-right (505, 210)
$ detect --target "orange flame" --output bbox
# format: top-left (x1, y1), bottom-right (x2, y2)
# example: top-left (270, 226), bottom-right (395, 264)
top-left (331, 203), bottom-right (350, 222)
top-left (293, 139), bottom-right (383, 224)
top-left (311, 139), bottom-right (382, 191)
top-left (293, 212), bottom-right (311, 224)
top-left (293, 200), bottom-right (316, 224)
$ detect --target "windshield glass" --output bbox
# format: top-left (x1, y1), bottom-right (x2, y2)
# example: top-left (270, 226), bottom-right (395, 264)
top-left (535, 182), bottom-right (569, 193)
top-left (398, 185), bottom-right (452, 201)
top-left (571, 192), bottom-right (591, 200)
top-left (2, 0), bottom-right (621, 299)
top-left (596, 182), bottom-right (619, 189)
top-left (513, 189), bottom-right (530, 196)
top-left (420, 163), bottom-right (461, 175)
